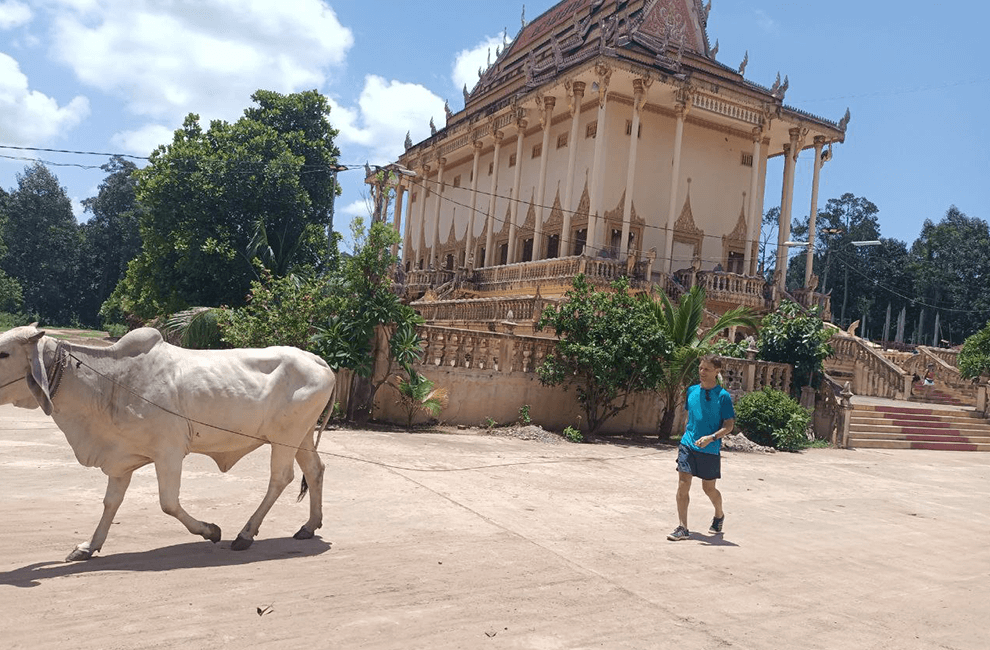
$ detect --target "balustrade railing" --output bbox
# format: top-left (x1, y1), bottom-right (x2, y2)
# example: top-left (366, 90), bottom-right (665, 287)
top-left (918, 346), bottom-right (959, 368)
top-left (789, 287), bottom-right (832, 320)
top-left (416, 325), bottom-right (555, 374)
top-left (414, 296), bottom-right (550, 324)
top-left (829, 335), bottom-right (911, 399)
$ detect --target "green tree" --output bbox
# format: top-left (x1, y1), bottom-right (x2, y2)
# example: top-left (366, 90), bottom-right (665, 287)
top-left (536, 275), bottom-right (672, 438)
top-left (757, 301), bottom-right (833, 394)
top-left (910, 206), bottom-right (990, 343)
top-left (0, 164), bottom-right (80, 324)
top-left (313, 219), bottom-right (423, 422)
top-left (108, 89), bottom-right (342, 320)
top-left (958, 321), bottom-right (990, 380)
top-left (646, 285), bottom-right (760, 439)
top-left (77, 156), bottom-right (143, 327)
top-left (0, 188), bottom-right (24, 313)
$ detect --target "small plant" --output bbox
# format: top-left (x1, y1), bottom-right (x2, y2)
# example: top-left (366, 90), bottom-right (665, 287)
top-left (517, 404), bottom-right (532, 425)
top-left (104, 322), bottom-right (129, 339)
top-left (735, 387), bottom-right (812, 452)
top-left (391, 373), bottom-right (448, 429)
top-left (483, 417), bottom-right (498, 430)
top-left (562, 425), bottom-right (584, 443)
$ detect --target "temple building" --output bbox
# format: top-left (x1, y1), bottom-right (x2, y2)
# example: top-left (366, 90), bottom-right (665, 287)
top-left (374, 0), bottom-right (849, 329)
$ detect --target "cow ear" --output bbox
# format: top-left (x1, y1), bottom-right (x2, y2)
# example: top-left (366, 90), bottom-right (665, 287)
top-left (27, 338), bottom-right (53, 416)
top-left (29, 330), bottom-right (45, 342)
top-left (26, 373), bottom-right (53, 416)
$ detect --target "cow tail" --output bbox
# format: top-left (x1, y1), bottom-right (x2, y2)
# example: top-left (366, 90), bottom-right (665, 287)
top-left (297, 390), bottom-right (336, 503)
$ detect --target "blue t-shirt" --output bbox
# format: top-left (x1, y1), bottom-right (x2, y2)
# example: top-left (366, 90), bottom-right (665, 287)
top-left (679, 383), bottom-right (735, 455)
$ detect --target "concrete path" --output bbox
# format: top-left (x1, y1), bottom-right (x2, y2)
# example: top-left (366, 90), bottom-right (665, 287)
top-left (0, 403), bottom-right (987, 649)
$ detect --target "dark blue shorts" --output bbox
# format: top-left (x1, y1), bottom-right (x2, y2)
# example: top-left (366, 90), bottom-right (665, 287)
top-left (676, 444), bottom-right (721, 480)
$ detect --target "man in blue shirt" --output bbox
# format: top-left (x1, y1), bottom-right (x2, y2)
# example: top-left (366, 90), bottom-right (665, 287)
top-left (667, 355), bottom-right (735, 541)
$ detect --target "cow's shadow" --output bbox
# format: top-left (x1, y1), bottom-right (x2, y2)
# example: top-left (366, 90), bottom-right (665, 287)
top-left (0, 536), bottom-right (332, 588)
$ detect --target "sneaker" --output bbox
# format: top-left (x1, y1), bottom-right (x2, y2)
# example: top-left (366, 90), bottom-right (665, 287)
top-left (709, 516), bottom-right (724, 534)
top-left (667, 525), bottom-right (690, 541)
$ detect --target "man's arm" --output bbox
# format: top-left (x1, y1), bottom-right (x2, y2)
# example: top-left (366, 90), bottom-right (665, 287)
top-left (696, 418), bottom-right (734, 448)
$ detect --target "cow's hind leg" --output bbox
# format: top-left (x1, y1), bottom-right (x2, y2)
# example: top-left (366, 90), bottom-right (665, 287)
top-left (292, 433), bottom-right (325, 540)
top-left (66, 472), bottom-right (133, 561)
top-left (232, 443), bottom-right (296, 551)
top-left (155, 455), bottom-right (221, 544)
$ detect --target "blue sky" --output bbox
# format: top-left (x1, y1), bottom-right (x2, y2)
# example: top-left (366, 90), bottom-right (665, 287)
top-left (1, 0), bottom-right (987, 251)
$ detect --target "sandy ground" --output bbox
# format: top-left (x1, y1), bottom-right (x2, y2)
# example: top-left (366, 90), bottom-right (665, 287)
top-left (0, 403), bottom-right (988, 650)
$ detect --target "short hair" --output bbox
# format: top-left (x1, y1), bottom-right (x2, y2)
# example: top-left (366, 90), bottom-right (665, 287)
top-left (699, 354), bottom-right (722, 369)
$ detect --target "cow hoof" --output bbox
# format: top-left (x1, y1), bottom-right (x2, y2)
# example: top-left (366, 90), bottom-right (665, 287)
top-left (231, 535), bottom-right (254, 551)
top-left (293, 526), bottom-right (314, 540)
top-left (65, 546), bottom-right (93, 562)
top-left (203, 524), bottom-right (221, 544)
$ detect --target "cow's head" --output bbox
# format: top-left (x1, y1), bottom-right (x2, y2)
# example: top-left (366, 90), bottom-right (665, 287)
top-left (0, 324), bottom-right (54, 415)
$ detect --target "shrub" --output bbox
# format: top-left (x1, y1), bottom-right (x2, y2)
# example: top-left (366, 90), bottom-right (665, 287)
top-left (757, 301), bottom-right (832, 395)
top-left (959, 321), bottom-right (990, 380)
top-left (735, 387), bottom-right (812, 452)
top-left (562, 425), bottom-right (584, 443)
top-left (518, 404), bottom-right (531, 425)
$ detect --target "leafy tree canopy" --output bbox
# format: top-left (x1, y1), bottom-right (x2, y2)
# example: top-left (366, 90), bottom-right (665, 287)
top-left (108, 89), bottom-right (342, 320)
top-left (536, 275), bottom-right (672, 437)
top-left (757, 300), bottom-right (833, 393)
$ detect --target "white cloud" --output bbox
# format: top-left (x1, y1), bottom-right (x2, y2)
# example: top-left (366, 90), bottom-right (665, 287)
top-left (0, 52), bottom-right (90, 144)
top-left (0, 1), bottom-right (32, 29)
top-left (47, 0), bottom-right (353, 126)
top-left (452, 35), bottom-right (505, 96)
top-left (110, 124), bottom-right (174, 156)
top-left (753, 9), bottom-right (779, 35)
top-left (331, 75), bottom-right (445, 164)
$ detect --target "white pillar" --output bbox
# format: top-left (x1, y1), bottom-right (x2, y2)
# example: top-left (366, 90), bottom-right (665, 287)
top-left (664, 100), bottom-right (690, 273)
top-left (620, 78), bottom-right (648, 260)
top-left (484, 131), bottom-right (504, 266)
top-left (401, 180), bottom-right (413, 267)
top-left (775, 128), bottom-right (800, 290)
top-left (744, 128), bottom-right (763, 276)
top-left (467, 140), bottom-right (482, 264)
top-left (392, 183), bottom-right (405, 259)
top-left (431, 157), bottom-right (446, 266)
top-left (507, 117), bottom-right (527, 264)
top-left (587, 63), bottom-right (611, 256)
top-left (561, 81), bottom-right (585, 257)
top-left (805, 135), bottom-right (826, 288)
top-left (417, 163), bottom-right (431, 268)
top-left (533, 96), bottom-right (555, 261)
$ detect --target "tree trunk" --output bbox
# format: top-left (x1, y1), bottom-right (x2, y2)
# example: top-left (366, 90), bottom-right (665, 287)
top-left (658, 406), bottom-right (677, 440)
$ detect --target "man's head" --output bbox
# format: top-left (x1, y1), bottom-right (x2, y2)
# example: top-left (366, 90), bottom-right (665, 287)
top-left (699, 354), bottom-right (722, 387)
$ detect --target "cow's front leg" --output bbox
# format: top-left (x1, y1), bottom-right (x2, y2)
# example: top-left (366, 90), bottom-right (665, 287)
top-left (66, 472), bottom-right (133, 561)
top-left (232, 443), bottom-right (296, 550)
top-left (155, 455), bottom-right (221, 544)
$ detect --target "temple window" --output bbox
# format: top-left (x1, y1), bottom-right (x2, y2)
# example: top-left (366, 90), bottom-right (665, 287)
top-left (556, 133), bottom-right (568, 149)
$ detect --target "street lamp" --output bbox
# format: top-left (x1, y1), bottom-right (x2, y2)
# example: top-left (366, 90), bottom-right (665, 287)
top-left (784, 239), bottom-right (881, 326)
top-left (327, 164), bottom-right (349, 270)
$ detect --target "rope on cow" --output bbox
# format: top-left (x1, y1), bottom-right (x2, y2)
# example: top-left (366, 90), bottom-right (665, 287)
top-left (63, 352), bottom-right (667, 474)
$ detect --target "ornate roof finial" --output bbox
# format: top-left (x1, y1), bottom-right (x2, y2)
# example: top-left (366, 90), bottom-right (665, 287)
top-left (703, 1), bottom-right (712, 24)
top-left (738, 50), bottom-right (748, 75)
top-left (778, 75), bottom-right (789, 99)
top-left (769, 72), bottom-right (781, 94)
top-left (710, 39), bottom-right (719, 58)
top-left (487, 47), bottom-right (491, 67)
top-left (404, 131), bottom-right (412, 151)
top-left (444, 100), bottom-right (452, 122)
top-left (463, 83), bottom-right (469, 103)
top-left (838, 108), bottom-right (851, 131)
top-left (429, 117), bottom-right (436, 136)
top-left (521, 5), bottom-right (526, 29)
top-left (503, 27), bottom-right (509, 46)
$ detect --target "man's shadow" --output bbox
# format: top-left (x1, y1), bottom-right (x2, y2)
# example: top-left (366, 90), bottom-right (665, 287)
top-left (0, 536), bottom-right (332, 588)
top-left (695, 533), bottom-right (739, 547)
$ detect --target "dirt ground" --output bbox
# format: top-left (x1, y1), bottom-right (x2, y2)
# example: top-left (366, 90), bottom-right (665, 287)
top-left (1, 403), bottom-right (987, 650)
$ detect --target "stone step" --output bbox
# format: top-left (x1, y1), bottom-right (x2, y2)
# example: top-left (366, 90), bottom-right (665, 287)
top-left (848, 427), bottom-right (990, 442)
top-left (850, 417), bottom-right (990, 432)
top-left (850, 424), bottom-right (990, 438)
top-left (847, 438), bottom-right (990, 452)
top-left (853, 404), bottom-right (985, 419)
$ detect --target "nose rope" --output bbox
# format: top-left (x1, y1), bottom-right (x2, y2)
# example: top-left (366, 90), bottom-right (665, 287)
top-left (60, 351), bottom-right (665, 474)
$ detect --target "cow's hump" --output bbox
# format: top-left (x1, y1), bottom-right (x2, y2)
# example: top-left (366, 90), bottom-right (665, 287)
top-left (105, 327), bottom-right (164, 358)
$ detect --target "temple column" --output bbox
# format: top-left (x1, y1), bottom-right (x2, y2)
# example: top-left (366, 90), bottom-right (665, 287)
top-left (744, 127), bottom-right (763, 276)
top-left (533, 96), bottom-right (555, 261)
top-left (663, 96), bottom-right (691, 273)
top-left (417, 163), bottom-right (431, 268)
top-left (507, 117), bottom-right (527, 264)
top-left (805, 135), bottom-right (827, 288)
top-left (620, 78), bottom-right (649, 260)
top-left (775, 128), bottom-right (800, 290)
top-left (484, 130), bottom-right (504, 266)
top-left (431, 157), bottom-right (446, 267)
top-left (587, 63), bottom-right (611, 255)
top-left (561, 81), bottom-right (585, 257)
top-left (467, 140), bottom-right (483, 264)
top-left (392, 183), bottom-right (405, 259)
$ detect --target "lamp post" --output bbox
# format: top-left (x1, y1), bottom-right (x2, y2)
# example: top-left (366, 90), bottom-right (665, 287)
top-left (784, 239), bottom-right (880, 326)
top-left (327, 164), bottom-right (349, 270)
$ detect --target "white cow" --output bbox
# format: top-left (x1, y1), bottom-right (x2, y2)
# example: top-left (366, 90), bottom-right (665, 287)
top-left (0, 324), bottom-right (335, 561)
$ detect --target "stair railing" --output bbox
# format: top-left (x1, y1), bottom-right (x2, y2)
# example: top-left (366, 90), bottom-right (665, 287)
top-left (829, 335), bottom-right (912, 400)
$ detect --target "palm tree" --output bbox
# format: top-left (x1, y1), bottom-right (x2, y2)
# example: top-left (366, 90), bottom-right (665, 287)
top-left (390, 372), bottom-right (449, 429)
top-left (647, 285), bottom-right (760, 439)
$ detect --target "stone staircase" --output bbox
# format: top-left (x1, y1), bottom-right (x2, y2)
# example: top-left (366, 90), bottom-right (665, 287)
top-left (848, 403), bottom-right (990, 451)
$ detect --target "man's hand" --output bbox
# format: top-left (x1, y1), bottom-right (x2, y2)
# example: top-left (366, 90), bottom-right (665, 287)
top-left (697, 435), bottom-right (713, 448)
